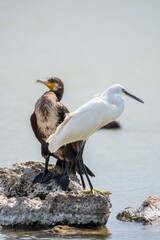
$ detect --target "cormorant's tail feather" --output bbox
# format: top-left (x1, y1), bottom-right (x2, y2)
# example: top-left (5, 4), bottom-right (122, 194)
top-left (84, 164), bottom-right (95, 177)
top-left (72, 161), bottom-right (95, 177)
top-left (55, 160), bottom-right (95, 177)
top-left (56, 159), bottom-right (66, 169)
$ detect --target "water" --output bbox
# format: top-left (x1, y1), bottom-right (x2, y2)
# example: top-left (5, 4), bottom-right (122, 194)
top-left (0, 0), bottom-right (160, 239)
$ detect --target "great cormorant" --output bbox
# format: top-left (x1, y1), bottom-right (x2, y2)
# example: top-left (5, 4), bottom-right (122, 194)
top-left (30, 77), bottom-right (94, 190)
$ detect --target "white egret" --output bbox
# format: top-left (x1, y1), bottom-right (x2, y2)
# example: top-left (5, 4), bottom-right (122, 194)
top-left (47, 84), bottom-right (144, 193)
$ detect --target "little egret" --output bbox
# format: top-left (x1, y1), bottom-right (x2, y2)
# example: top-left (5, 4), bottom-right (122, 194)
top-left (47, 84), bottom-right (144, 193)
top-left (30, 77), bottom-right (94, 190)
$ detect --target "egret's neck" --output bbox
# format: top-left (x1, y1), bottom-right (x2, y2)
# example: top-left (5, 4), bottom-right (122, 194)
top-left (106, 91), bottom-right (125, 119)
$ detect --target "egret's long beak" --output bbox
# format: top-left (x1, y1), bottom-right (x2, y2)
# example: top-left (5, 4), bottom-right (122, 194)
top-left (37, 80), bottom-right (56, 89)
top-left (124, 90), bottom-right (144, 103)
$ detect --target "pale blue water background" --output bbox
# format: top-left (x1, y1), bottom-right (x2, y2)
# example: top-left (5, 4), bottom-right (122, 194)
top-left (0, 0), bottom-right (160, 239)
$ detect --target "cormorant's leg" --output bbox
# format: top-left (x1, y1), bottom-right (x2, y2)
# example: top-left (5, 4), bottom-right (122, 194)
top-left (32, 157), bottom-right (54, 184)
top-left (52, 162), bottom-right (70, 191)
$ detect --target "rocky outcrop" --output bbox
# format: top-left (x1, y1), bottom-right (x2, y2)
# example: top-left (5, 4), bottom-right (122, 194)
top-left (117, 196), bottom-right (160, 225)
top-left (0, 161), bottom-right (111, 227)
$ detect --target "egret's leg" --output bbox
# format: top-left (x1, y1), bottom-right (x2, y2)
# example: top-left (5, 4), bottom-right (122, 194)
top-left (81, 157), bottom-right (94, 191)
top-left (91, 189), bottom-right (111, 195)
top-left (82, 161), bottom-right (111, 195)
top-left (76, 140), bottom-right (94, 192)
top-left (32, 157), bottom-right (53, 184)
top-left (75, 141), bottom-right (86, 190)
top-left (77, 160), bottom-right (86, 190)
top-left (76, 141), bottom-right (111, 195)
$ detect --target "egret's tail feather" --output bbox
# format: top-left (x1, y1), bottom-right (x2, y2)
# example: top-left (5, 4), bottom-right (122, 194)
top-left (46, 133), bottom-right (55, 143)
top-left (48, 135), bottom-right (62, 153)
top-left (46, 113), bottom-right (79, 144)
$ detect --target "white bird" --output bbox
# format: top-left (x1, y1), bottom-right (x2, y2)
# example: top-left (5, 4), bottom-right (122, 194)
top-left (47, 84), bottom-right (144, 193)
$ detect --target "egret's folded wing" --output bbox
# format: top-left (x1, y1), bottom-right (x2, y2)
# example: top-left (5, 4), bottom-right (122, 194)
top-left (47, 98), bottom-right (106, 147)
top-left (46, 113), bottom-right (79, 143)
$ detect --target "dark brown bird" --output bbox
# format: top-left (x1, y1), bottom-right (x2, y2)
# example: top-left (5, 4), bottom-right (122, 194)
top-left (30, 77), bottom-right (94, 190)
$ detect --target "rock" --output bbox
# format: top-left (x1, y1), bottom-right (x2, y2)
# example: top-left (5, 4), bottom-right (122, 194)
top-left (100, 121), bottom-right (121, 129)
top-left (117, 196), bottom-right (160, 225)
top-left (50, 225), bottom-right (111, 236)
top-left (0, 161), bottom-right (112, 227)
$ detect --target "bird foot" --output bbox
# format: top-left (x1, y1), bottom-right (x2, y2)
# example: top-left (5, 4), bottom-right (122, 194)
top-left (84, 188), bottom-right (111, 195)
top-left (53, 173), bottom-right (70, 191)
top-left (32, 171), bottom-right (54, 184)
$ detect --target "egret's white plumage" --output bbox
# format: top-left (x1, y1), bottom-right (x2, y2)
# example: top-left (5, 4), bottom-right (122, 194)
top-left (46, 84), bottom-right (144, 193)
top-left (47, 84), bottom-right (144, 153)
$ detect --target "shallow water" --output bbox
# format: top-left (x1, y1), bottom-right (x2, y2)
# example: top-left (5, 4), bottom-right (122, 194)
top-left (0, 0), bottom-right (160, 239)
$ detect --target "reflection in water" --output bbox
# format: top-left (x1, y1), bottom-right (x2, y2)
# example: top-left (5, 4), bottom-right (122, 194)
top-left (0, 0), bottom-right (160, 239)
top-left (1, 226), bottom-right (111, 240)
top-left (50, 225), bottom-right (111, 236)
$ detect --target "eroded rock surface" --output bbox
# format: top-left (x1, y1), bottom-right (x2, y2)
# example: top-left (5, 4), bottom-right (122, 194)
top-left (0, 161), bottom-right (111, 227)
top-left (117, 196), bottom-right (160, 225)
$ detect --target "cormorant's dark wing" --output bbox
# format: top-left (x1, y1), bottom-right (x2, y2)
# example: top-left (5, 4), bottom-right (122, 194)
top-left (30, 112), bottom-right (39, 140)
top-left (57, 103), bottom-right (69, 122)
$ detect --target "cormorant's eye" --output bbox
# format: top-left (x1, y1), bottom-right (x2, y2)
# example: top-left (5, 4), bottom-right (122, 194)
top-left (49, 80), bottom-right (54, 83)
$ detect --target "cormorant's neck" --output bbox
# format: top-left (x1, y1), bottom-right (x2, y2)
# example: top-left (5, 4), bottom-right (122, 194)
top-left (50, 88), bottom-right (64, 101)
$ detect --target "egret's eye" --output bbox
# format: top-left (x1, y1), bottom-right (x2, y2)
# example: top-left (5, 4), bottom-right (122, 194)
top-left (122, 88), bottom-right (126, 93)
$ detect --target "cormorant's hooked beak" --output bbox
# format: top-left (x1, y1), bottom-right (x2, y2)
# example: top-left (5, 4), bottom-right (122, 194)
top-left (123, 89), bottom-right (144, 103)
top-left (37, 80), bottom-right (56, 90)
